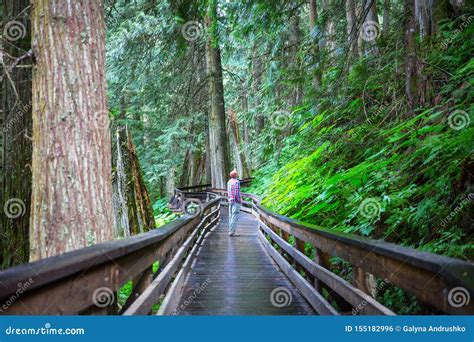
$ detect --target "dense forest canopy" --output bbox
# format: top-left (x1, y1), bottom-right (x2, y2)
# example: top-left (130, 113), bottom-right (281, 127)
top-left (0, 0), bottom-right (473, 315)
top-left (104, 0), bottom-right (473, 259)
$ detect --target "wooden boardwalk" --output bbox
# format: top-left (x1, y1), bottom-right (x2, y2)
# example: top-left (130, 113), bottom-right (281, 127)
top-left (174, 207), bottom-right (314, 315)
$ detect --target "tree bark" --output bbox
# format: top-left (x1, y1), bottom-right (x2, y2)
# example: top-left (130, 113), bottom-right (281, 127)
top-left (321, 0), bottom-right (335, 54)
top-left (289, 13), bottom-right (303, 107)
top-left (112, 128), bottom-right (130, 238)
top-left (345, 0), bottom-right (359, 57)
top-left (403, 0), bottom-right (419, 114)
top-left (166, 167), bottom-right (175, 197)
top-left (309, 0), bottom-right (322, 90)
top-left (112, 125), bottom-right (155, 236)
top-left (252, 42), bottom-right (265, 136)
top-left (126, 128), bottom-right (154, 233)
top-left (29, 0), bottom-right (114, 261)
top-left (382, 0), bottom-right (390, 36)
top-left (205, 0), bottom-right (230, 189)
top-left (228, 108), bottom-right (250, 178)
top-left (416, 0), bottom-right (435, 39)
top-left (0, 0), bottom-right (32, 268)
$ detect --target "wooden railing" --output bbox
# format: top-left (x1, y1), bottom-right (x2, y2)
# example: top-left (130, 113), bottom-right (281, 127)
top-left (0, 195), bottom-right (221, 315)
top-left (210, 189), bottom-right (474, 315)
top-left (1, 183), bottom-right (472, 315)
top-left (170, 178), bottom-right (253, 212)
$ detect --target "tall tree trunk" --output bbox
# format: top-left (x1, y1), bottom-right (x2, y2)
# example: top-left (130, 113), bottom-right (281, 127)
top-left (309, 0), bottom-right (322, 89)
top-left (112, 124), bottom-right (155, 236)
top-left (111, 98), bottom-right (130, 237)
top-left (416, 0), bottom-right (434, 39)
top-left (240, 89), bottom-right (252, 172)
top-left (345, 0), bottom-right (359, 57)
top-left (204, 121), bottom-right (212, 184)
top-left (179, 149), bottom-right (191, 186)
top-left (0, 0), bottom-right (32, 268)
top-left (321, 0), bottom-right (335, 54)
top-left (382, 0), bottom-right (390, 36)
top-left (166, 167), bottom-right (175, 197)
top-left (403, 0), bottom-right (419, 114)
top-left (359, 0), bottom-right (380, 55)
top-left (228, 108), bottom-right (250, 179)
top-left (112, 128), bottom-right (130, 238)
top-left (252, 43), bottom-right (265, 136)
top-left (126, 128), bottom-right (154, 233)
top-left (29, 0), bottom-right (114, 261)
top-left (205, 0), bottom-right (230, 189)
top-left (289, 13), bottom-right (303, 107)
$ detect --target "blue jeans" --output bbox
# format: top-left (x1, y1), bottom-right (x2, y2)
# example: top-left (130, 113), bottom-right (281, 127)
top-left (228, 202), bottom-right (241, 235)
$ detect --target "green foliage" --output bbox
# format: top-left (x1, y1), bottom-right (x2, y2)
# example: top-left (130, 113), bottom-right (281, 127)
top-left (153, 198), bottom-right (179, 227)
top-left (248, 15), bottom-right (474, 261)
top-left (118, 280), bottom-right (132, 308)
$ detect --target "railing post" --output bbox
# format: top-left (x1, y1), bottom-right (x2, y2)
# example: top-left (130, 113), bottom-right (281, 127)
top-left (314, 248), bottom-right (353, 313)
top-left (294, 237), bottom-right (306, 275)
top-left (313, 248), bottom-right (330, 292)
top-left (120, 266), bottom-right (154, 314)
top-left (352, 266), bottom-right (377, 298)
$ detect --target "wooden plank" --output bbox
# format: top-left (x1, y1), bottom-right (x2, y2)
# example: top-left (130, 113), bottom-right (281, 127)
top-left (168, 209), bottom-right (314, 316)
top-left (314, 248), bottom-right (331, 292)
top-left (123, 220), bottom-right (203, 315)
top-left (258, 230), bottom-right (338, 315)
top-left (157, 214), bottom-right (220, 315)
top-left (256, 204), bottom-right (474, 314)
top-left (295, 238), bottom-right (306, 254)
top-left (259, 221), bottom-right (394, 315)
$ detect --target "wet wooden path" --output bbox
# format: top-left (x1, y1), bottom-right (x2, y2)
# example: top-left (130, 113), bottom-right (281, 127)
top-left (174, 207), bottom-right (314, 315)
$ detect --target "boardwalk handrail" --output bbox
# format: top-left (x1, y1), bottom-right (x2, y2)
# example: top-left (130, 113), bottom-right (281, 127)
top-left (1, 181), bottom-right (472, 315)
top-left (0, 196), bottom-right (221, 315)
top-left (208, 188), bottom-right (474, 315)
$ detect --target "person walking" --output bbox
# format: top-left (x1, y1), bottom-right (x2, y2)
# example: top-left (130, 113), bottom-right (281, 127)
top-left (227, 170), bottom-right (241, 237)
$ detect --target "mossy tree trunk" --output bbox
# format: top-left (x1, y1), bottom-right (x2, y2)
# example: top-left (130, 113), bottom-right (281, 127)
top-left (205, 0), bottom-right (230, 188)
top-left (228, 108), bottom-right (250, 179)
top-left (310, 0), bottom-right (323, 88)
top-left (404, 0), bottom-right (419, 114)
top-left (112, 124), bottom-right (155, 237)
